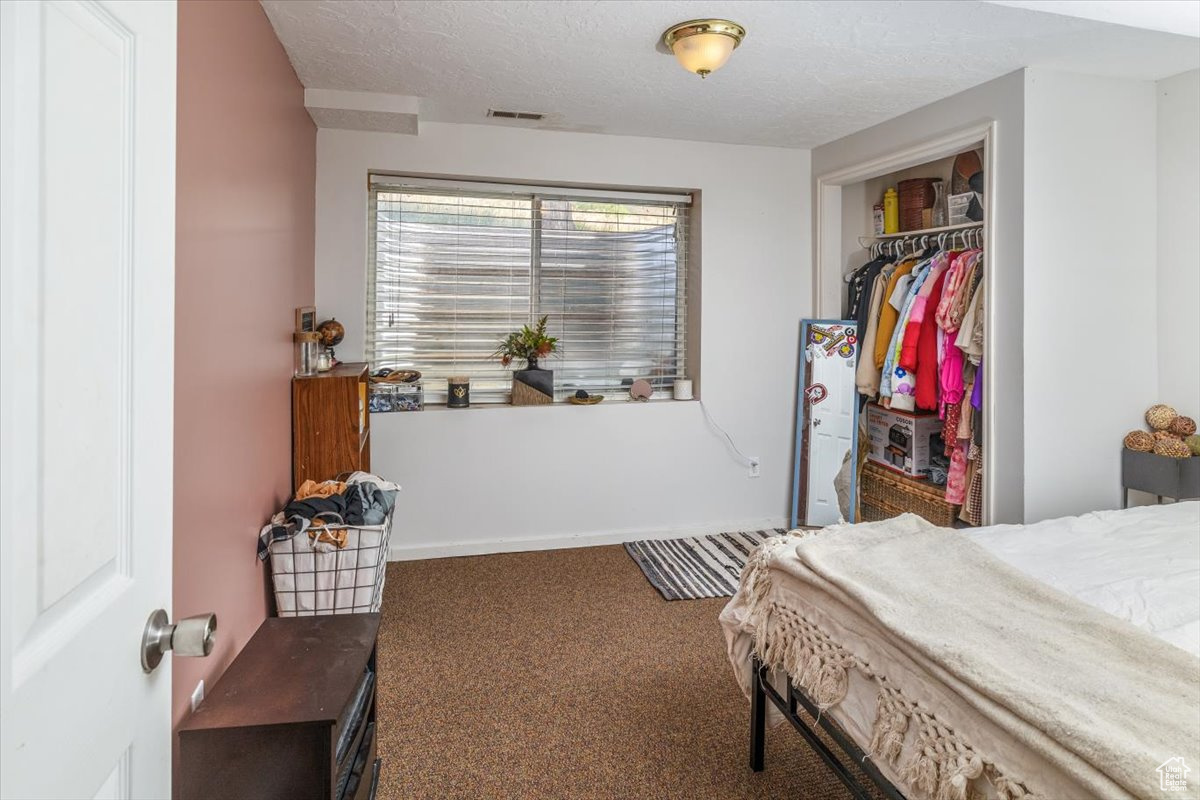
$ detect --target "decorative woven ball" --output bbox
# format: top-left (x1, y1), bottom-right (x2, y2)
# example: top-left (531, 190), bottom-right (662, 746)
top-left (1145, 404), bottom-right (1178, 430)
top-left (1154, 430), bottom-right (1182, 442)
top-left (1123, 430), bottom-right (1155, 452)
top-left (1168, 415), bottom-right (1197, 437)
top-left (1187, 434), bottom-right (1200, 456)
top-left (1154, 438), bottom-right (1191, 459)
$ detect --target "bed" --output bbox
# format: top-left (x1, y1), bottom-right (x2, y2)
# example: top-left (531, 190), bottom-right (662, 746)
top-left (719, 502), bottom-right (1200, 800)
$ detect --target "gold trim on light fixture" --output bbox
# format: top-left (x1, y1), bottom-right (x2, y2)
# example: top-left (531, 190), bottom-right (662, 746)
top-left (662, 19), bottom-right (746, 50)
top-left (662, 18), bottom-right (746, 78)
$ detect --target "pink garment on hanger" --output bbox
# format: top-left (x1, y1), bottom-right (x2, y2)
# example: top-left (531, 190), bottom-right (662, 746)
top-left (934, 253), bottom-right (965, 330)
top-left (898, 253), bottom-right (949, 372)
top-left (935, 250), bottom-right (977, 332)
top-left (940, 339), bottom-right (965, 408)
top-left (945, 441), bottom-right (969, 505)
top-left (946, 252), bottom-right (981, 333)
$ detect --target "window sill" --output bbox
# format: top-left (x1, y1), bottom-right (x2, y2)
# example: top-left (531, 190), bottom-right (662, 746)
top-left (391, 397), bottom-right (698, 413)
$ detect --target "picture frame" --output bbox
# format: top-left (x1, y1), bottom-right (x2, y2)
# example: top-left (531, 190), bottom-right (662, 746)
top-left (295, 306), bottom-right (317, 333)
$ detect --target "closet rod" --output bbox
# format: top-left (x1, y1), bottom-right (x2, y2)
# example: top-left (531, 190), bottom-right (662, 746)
top-left (856, 225), bottom-right (983, 260)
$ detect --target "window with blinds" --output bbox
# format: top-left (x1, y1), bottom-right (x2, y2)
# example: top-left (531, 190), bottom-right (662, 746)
top-left (367, 176), bottom-right (691, 403)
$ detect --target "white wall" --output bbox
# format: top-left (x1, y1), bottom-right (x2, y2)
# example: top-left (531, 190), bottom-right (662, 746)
top-left (1022, 69), bottom-right (1158, 521)
top-left (812, 70), bottom-right (1027, 523)
top-left (1156, 69), bottom-right (1200, 416)
top-left (315, 124), bottom-right (810, 557)
top-left (814, 68), bottom-right (1165, 524)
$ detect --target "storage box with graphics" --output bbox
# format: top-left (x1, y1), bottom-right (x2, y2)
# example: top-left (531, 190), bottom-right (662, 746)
top-left (866, 403), bottom-right (942, 479)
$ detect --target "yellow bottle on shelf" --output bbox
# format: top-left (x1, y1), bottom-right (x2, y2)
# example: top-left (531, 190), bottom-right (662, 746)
top-left (882, 188), bottom-right (899, 234)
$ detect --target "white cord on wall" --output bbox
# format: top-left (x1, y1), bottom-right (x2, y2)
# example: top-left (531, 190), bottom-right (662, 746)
top-left (699, 399), bottom-right (753, 465)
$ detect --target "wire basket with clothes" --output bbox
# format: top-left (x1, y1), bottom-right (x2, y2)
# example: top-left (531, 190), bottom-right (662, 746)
top-left (257, 472), bottom-right (399, 616)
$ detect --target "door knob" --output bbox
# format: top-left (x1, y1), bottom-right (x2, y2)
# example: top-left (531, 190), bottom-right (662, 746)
top-left (141, 609), bottom-right (216, 673)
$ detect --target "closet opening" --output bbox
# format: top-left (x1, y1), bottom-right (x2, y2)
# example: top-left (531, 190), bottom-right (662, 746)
top-left (812, 124), bottom-right (996, 528)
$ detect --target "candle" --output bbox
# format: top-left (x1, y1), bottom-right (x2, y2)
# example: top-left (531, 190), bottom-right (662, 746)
top-left (447, 377), bottom-right (470, 408)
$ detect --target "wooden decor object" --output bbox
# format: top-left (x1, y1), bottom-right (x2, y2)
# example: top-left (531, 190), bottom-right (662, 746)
top-left (179, 614), bottom-right (382, 800)
top-left (293, 362), bottom-right (370, 491)
top-left (511, 368), bottom-right (553, 405)
top-left (295, 305), bottom-right (317, 333)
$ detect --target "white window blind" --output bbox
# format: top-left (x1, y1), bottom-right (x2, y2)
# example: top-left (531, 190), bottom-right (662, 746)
top-left (367, 176), bottom-right (691, 403)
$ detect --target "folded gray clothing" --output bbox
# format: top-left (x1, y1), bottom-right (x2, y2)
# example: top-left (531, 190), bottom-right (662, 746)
top-left (348, 481), bottom-right (397, 526)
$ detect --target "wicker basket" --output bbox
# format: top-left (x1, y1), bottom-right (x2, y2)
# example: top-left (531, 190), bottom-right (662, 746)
top-left (860, 461), bottom-right (958, 527)
top-left (898, 178), bottom-right (937, 232)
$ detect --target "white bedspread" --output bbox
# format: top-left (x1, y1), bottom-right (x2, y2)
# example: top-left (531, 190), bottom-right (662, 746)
top-left (967, 502), bottom-right (1200, 657)
top-left (720, 502), bottom-right (1200, 800)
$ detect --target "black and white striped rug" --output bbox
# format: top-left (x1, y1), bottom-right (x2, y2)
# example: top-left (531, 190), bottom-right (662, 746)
top-left (623, 528), bottom-right (786, 601)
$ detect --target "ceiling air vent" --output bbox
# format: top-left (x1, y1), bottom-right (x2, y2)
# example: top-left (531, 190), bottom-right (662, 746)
top-left (487, 109), bottom-right (545, 121)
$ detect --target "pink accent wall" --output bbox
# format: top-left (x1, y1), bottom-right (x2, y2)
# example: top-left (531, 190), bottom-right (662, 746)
top-left (173, 0), bottom-right (314, 762)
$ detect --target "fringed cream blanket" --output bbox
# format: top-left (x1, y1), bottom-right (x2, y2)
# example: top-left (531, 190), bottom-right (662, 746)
top-left (719, 514), bottom-right (1200, 800)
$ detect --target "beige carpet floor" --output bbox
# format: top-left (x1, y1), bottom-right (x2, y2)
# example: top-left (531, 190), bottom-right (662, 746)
top-left (375, 544), bottom-right (877, 800)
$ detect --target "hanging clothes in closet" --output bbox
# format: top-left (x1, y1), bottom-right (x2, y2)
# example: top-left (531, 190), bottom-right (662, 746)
top-left (845, 229), bottom-right (985, 525)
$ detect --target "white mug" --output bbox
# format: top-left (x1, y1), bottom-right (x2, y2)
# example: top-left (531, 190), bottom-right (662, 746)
top-left (673, 379), bottom-right (694, 400)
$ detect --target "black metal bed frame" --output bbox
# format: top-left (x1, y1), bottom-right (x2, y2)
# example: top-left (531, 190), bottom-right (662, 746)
top-left (750, 655), bottom-right (908, 800)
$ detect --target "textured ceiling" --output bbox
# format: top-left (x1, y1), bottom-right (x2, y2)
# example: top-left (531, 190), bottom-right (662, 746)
top-left (259, 0), bottom-right (1200, 148)
top-left (986, 0), bottom-right (1200, 38)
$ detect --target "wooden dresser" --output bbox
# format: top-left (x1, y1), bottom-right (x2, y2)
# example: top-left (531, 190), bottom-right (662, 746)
top-left (293, 362), bottom-right (370, 491)
top-left (179, 614), bottom-right (381, 800)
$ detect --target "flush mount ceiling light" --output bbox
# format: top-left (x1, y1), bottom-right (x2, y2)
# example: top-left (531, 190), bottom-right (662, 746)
top-left (662, 19), bottom-right (746, 78)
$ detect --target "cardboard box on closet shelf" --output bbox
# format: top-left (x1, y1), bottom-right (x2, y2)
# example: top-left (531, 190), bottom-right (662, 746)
top-left (866, 403), bottom-right (942, 479)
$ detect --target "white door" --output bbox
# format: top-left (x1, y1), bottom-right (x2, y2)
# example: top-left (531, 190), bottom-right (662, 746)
top-left (805, 326), bottom-right (857, 526)
top-left (0, 1), bottom-right (176, 798)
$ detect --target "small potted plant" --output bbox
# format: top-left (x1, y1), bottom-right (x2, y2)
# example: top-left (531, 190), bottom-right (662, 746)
top-left (495, 315), bottom-right (558, 405)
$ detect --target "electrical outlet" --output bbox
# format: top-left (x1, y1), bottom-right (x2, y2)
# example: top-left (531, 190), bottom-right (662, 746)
top-left (748, 457), bottom-right (761, 478)
top-left (190, 679), bottom-right (205, 712)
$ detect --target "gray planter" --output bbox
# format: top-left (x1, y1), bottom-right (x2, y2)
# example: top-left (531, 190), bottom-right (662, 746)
top-left (1121, 448), bottom-right (1200, 506)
